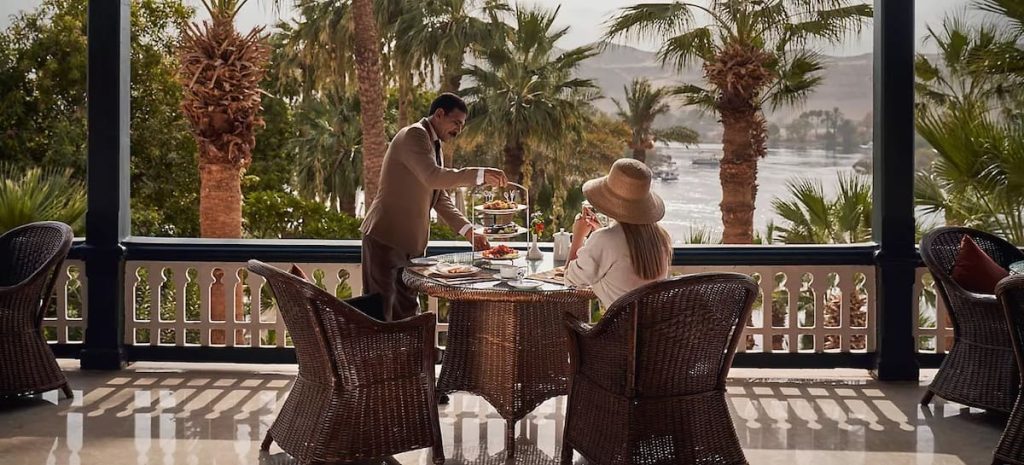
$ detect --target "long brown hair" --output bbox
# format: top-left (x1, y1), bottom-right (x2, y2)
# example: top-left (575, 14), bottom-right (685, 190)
top-left (620, 222), bottom-right (672, 280)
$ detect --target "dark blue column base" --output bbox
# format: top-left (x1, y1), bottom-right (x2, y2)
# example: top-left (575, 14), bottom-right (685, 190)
top-left (80, 348), bottom-right (128, 370)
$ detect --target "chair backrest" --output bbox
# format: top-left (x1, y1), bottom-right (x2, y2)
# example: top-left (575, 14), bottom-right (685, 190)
top-left (0, 222), bottom-right (73, 332)
top-left (921, 227), bottom-right (1024, 284)
top-left (601, 272), bottom-right (758, 397)
top-left (246, 260), bottom-right (400, 387)
top-left (0, 221), bottom-right (73, 288)
top-left (997, 276), bottom-right (1024, 382)
top-left (247, 260), bottom-right (341, 385)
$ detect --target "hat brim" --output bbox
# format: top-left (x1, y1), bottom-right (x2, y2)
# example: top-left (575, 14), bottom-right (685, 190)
top-left (582, 176), bottom-right (665, 224)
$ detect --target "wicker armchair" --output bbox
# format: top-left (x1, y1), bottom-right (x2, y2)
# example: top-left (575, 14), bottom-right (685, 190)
top-left (0, 221), bottom-right (74, 400)
top-left (995, 276), bottom-right (1024, 465)
top-left (561, 273), bottom-right (758, 465)
top-left (920, 227), bottom-right (1022, 413)
top-left (247, 260), bottom-right (444, 465)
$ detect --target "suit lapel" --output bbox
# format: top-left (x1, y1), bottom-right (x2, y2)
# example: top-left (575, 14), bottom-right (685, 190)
top-left (423, 120), bottom-right (442, 207)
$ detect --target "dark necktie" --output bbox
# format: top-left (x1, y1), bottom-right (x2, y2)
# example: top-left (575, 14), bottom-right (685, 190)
top-left (430, 140), bottom-right (441, 209)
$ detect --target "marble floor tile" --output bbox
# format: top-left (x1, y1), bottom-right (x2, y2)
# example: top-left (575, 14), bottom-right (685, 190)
top-left (0, 363), bottom-right (1008, 465)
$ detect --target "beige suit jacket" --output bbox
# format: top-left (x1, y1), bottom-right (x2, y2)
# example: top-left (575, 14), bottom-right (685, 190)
top-left (360, 118), bottom-right (479, 256)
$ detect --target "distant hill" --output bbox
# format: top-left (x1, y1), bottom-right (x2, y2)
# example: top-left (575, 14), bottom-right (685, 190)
top-left (578, 42), bottom-right (873, 123)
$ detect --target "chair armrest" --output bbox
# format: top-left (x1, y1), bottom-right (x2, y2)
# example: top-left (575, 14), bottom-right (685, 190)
top-left (564, 312), bottom-right (594, 337)
top-left (563, 310), bottom-right (632, 395)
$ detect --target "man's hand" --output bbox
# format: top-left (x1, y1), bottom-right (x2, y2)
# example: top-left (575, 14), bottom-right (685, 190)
top-left (465, 231), bottom-right (490, 251)
top-left (482, 168), bottom-right (508, 187)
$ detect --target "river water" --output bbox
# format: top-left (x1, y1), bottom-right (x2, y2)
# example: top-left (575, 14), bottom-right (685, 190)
top-left (651, 143), bottom-right (867, 244)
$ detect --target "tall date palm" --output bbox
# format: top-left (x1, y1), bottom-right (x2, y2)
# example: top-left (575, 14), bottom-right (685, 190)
top-left (461, 6), bottom-right (600, 185)
top-left (605, 0), bottom-right (871, 243)
top-left (613, 77), bottom-right (698, 163)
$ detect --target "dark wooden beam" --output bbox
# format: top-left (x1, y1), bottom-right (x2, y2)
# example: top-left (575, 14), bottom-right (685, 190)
top-left (80, 0), bottom-right (131, 370)
top-left (872, 0), bottom-right (920, 381)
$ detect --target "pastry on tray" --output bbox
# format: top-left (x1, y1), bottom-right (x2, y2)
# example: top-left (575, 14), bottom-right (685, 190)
top-left (482, 223), bottom-right (520, 235)
top-left (482, 244), bottom-right (519, 259)
top-left (481, 199), bottom-right (517, 211)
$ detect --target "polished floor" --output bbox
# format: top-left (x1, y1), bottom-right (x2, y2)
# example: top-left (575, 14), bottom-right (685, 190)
top-left (0, 362), bottom-right (1009, 465)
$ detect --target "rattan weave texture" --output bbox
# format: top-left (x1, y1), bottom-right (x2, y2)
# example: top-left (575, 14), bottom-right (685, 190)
top-left (996, 276), bottom-right (1024, 465)
top-left (920, 227), bottom-right (1022, 414)
top-left (249, 260), bottom-right (444, 464)
top-left (404, 270), bottom-right (593, 458)
top-left (561, 273), bottom-right (758, 465)
top-left (0, 221), bottom-right (73, 399)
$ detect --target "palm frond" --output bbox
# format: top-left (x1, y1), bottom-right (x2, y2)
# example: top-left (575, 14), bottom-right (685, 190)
top-left (763, 49), bottom-right (824, 111)
top-left (671, 83), bottom-right (718, 113)
top-left (658, 26), bottom-right (716, 69)
top-left (603, 2), bottom-right (697, 44)
top-left (653, 126), bottom-right (699, 145)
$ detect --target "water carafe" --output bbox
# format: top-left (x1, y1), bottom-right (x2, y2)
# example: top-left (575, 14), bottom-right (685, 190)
top-left (553, 228), bottom-right (571, 262)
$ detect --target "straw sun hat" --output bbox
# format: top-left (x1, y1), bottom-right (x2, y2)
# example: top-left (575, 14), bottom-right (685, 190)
top-left (582, 158), bottom-right (665, 225)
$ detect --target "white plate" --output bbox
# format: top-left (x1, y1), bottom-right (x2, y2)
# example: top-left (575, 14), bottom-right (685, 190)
top-left (474, 226), bottom-right (529, 239)
top-left (506, 279), bottom-right (544, 290)
top-left (481, 250), bottom-right (520, 260)
top-left (430, 264), bottom-right (480, 277)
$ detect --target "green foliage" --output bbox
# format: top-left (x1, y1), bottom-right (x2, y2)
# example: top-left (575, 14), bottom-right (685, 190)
top-left (0, 163), bottom-right (86, 235)
top-left (915, 105), bottom-right (1024, 243)
top-left (771, 173), bottom-right (872, 244)
top-left (243, 190), bottom-right (363, 239)
top-left (613, 78), bottom-right (697, 155)
top-left (461, 5), bottom-right (601, 183)
top-left (0, 0), bottom-right (203, 237)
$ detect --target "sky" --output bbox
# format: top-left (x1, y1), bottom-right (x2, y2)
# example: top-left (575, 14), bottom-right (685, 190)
top-left (1, 0), bottom-right (971, 56)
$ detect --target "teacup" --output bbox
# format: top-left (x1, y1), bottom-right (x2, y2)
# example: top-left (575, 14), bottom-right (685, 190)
top-left (497, 264), bottom-right (524, 280)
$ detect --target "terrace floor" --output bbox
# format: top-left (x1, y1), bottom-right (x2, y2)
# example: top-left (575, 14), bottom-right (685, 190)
top-left (0, 362), bottom-right (1008, 465)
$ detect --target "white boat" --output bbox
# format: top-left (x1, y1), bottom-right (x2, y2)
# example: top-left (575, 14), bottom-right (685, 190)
top-left (692, 157), bottom-right (719, 167)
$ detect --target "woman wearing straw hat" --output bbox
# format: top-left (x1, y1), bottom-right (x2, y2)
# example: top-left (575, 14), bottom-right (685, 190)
top-left (566, 158), bottom-right (673, 309)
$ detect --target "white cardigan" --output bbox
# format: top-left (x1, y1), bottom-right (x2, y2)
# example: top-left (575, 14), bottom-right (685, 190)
top-left (564, 223), bottom-right (667, 309)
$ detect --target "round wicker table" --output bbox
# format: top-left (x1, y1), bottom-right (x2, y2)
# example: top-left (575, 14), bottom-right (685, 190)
top-left (403, 255), bottom-right (593, 459)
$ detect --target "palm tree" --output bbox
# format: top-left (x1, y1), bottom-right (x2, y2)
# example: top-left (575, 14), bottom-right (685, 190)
top-left (349, 0), bottom-right (389, 208)
top-left (178, 0), bottom-right (269, 239)
top-left (461, 6), bottom-right (600, 185)
top-left (612, 77), bottom-right (698, 163)
top-left (290, 92), bottom-right (363, 215)
top-left (915, 105), bottom-right (1024, 244)
top-left (396, 0), bottom-right (510, 94)
top-left (0, 163), bottom-right (86, 235)
top-left (915, 13), bottom-right (1021, 116)
top-left (605, 0), bottom-right (871, 243)
top-left (973, 0), bottom-right (1024, 78)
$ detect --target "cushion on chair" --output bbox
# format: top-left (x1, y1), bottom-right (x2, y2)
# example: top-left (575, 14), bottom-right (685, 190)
top-left (289, 264), bottom-right (385, 321)
top-left (951, 235), bottom-right (1009, 294)
top-left (343, 293), bottom-right (387, 322)
top-left (288, 264), bottom-right (309, 280)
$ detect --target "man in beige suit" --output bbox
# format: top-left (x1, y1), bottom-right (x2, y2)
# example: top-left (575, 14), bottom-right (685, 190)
top-left (360, 93), bottom-right (507, 321)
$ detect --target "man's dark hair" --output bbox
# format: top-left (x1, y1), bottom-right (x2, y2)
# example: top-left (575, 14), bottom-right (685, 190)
top-left (429, 93), bottom-right (468, 116)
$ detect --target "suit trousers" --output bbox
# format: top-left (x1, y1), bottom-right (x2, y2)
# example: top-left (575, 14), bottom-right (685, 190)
top-left (361, 234), bottom-right (421, 321)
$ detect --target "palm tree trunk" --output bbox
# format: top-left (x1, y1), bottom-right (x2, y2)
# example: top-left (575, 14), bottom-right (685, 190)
top-left (199, 162), bottom-right (243, 238)
top-left (632, 145), bottom-right (647, 163)
top-left (398, 69), bottom-right (413, 128)
top-left (503, 140), bottom-right (525, 185)
top-left (340, 191), bottom-right (357, 216)
top-left (351, 0), bottom-right (388, 209)
top-left (440, 52), bottom-right (463, 94)
top-left (719, 107), bottom-right (767, 244)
